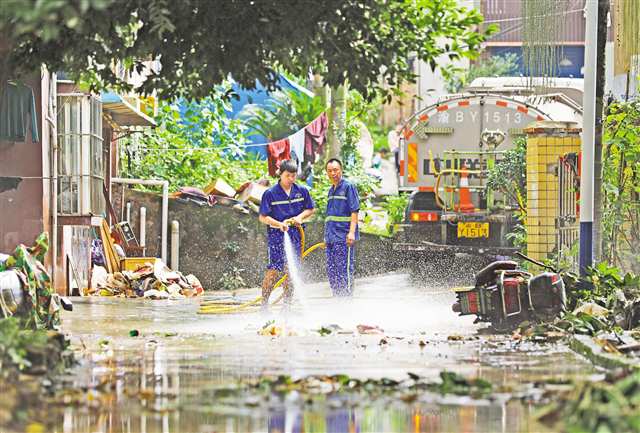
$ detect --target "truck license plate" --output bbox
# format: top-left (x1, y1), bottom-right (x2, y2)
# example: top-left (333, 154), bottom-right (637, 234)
top-left (458, 222), bottom-right (489, 238)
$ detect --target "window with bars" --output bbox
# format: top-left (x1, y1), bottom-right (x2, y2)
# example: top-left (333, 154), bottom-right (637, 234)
top-left (57, 95), bottom-right (105, 215)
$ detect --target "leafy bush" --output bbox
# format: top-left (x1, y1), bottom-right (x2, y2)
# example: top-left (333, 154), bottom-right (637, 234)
top-left (120, 84), bottom-right (267, 191)
top-left (240, 88), bottom-right (325, 141)
top-left (382, 194), bottom-right (409, 226)
top-left (486, 136), bottom-right (527, 212)
top-left (602, 99), bottom-right (640, 273)
top-left (0, 317), bottom-right (71, 377)
top-left (445, 53), bottom-right (520, 93)
top-left (216, 267), bottom-right (247, 291)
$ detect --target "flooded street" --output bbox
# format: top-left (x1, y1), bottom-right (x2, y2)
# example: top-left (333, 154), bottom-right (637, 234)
top-left (8, 274), bottom-right (597, 433)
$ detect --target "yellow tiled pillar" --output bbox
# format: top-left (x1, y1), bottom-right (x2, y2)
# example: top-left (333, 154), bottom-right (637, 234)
top-left (525, 123), bottom-right (581, 263)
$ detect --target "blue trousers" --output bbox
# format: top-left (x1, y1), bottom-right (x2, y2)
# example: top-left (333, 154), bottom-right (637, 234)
top-left (267, 231), bottom-right (302, 272)
top-left (326, 242), bottom-right (355, 296)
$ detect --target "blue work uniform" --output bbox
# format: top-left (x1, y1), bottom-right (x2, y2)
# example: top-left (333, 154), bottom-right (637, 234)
top-left (324, 178), bottom-right (360, 296)
top-left (260, 182), bottom-right (315, 272)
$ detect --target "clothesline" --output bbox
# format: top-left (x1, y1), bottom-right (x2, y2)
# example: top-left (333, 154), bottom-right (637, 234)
top-left (126, 111), bottom-right (327, 154)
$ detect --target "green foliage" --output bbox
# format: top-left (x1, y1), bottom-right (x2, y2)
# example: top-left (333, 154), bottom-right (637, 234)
top-left (120, 85), bottom-right (267, 191)
top-left (561, 262), bottom-right (640, 333)
top-left (0, 318), bottom-right (70, 378)
top-left (241, 88), bottom-right (325, 141)
top-left (602, 99), bottom-right (640, 273)
top-left (347, 89), bottom-right (391, 152)
top-left (445, 53), bottom-right (520, 93)
top-left (2, 0), bottom-right (494, 101)
top-left (570, 262), bottom-right (640, 309)
top-left (486, 137), bottom-right (527, 212)
top-left (382, 194), bottom-right (410, 226)
top-left (216, 267), bottom-right (246, 291)
top-left (538, 371), bottom-right (640, 433)
top-left (209, 371), bottom-right (495, 402)
top-left (431, 371), bottom-right (493, 398)
top-left (222, 241), bottom-right (241, 255)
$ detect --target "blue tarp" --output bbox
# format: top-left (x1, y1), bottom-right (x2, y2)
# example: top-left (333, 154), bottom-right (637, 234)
top-left (177, 75), bottom-right (313, 158)
top-left (225, 75), bottom-right (313, 158)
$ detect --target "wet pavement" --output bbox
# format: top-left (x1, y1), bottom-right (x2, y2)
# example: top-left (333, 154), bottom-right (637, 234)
top-left (4, 273), bottom-right (599, 433)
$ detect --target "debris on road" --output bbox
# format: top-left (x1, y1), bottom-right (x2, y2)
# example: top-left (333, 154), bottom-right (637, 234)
top-left (538, 370), bottom-right (640, 433)
top-left (88, 260), bottom-right (203, 299)
top-left (357, 324), bottom-right (384, 335)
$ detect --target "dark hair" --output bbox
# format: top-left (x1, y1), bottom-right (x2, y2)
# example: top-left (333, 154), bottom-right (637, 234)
top-left (278, 159), bottom-right (298, 174)
top-left (326, 158), bottom-right (343, 168)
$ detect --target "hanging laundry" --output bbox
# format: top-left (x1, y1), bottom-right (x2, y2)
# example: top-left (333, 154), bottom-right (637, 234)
top-left (304, 113), bottom-right (327, 164)
top-left (0, 81), bottom-right (39, 143)
top-left (289, 128), bottom-right (305, 174)
top-left (267, 138), bottom-right (291, 176)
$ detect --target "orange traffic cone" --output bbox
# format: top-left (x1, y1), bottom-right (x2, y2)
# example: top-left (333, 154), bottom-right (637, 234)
top-left (456, 162), bottom-right (475, 213)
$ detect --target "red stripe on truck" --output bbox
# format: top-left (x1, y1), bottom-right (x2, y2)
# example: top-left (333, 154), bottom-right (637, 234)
top-left (419, 114), bottom-right (429, 122)
top-left (436, 105), bottom-right (449, 112)
top-left (458, 101), bottom-right (470, 107)
top-left (403, 129), bottom-right (414, 139)
top-left (496, 100), bottom-right (508, 107)
top-left (517, 105), bottom-right (529, 114)
top-left (418, 186), bottom-right (434, 192)
top-left (399, 160), bottom-right (405, 176)
top-left (537, 115), bottom-right (545, 121)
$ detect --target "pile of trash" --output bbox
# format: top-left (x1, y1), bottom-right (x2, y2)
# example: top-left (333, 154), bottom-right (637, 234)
top-left (171, 178), bottom-right (269, 214)
top-left (89, 260), bottom-right (203, 299)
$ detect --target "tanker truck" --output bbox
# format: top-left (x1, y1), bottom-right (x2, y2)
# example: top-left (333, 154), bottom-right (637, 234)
top-left (393, 77), bottom-right (583, 272)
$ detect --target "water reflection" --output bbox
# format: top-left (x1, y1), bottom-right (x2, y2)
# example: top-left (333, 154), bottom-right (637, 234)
top-left (0, 275), bottom-right (592, 433)
top-left (53, 395), bottom-right (548, 433)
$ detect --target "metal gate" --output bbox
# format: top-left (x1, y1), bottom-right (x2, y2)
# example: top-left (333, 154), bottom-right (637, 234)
top-left (556, 152), bottom-right (580, 271)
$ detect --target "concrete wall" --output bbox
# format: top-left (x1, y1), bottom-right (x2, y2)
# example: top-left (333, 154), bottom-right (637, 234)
top-left (0, 73), bottom-right (46, 255)
top-left (112, 187), bottom-right (403, 290)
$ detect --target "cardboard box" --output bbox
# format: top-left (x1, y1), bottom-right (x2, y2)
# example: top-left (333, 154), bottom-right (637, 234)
top-left (121, 257), bottom-right (160, 272)
top-left (237, 182), bottom-right (267, 204)
top-left (203, 178), bottom-right (235, 198)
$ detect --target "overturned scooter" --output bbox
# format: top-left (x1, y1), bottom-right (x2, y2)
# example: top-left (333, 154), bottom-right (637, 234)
top-left (452, 253), bottom-right (567, 331)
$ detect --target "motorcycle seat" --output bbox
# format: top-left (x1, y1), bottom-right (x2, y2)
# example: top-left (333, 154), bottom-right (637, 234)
top-left (475, 260), bottom-right (519, 287)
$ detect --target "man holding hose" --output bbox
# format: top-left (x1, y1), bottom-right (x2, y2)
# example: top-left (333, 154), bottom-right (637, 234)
top-left (259, 160), bottom-right (315, 307)
top-left (324, 158), bottom-right (360, 296)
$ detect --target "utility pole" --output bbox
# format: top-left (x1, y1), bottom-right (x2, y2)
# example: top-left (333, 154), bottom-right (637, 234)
top-left (579, 0), bottom-right (598, 275)
top-left (592, 0), bottom-right (610, 263)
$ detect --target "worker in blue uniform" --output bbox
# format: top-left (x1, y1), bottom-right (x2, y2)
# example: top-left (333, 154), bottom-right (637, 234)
top-left (324, 158), bottom-right (360, 296)
top-left (259, 160), bottom-right (315, 306)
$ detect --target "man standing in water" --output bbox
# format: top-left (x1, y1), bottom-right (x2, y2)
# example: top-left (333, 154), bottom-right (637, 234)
top-left (259, 160), bottom-right (315, 307)
top-left (324, 158), bottom-right (360, 296)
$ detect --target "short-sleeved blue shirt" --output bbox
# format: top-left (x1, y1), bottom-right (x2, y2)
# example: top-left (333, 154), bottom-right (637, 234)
top-left (324, 178), bottom-right (360, 244)
top-left (260, 182), bottom-right (315, 246)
